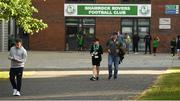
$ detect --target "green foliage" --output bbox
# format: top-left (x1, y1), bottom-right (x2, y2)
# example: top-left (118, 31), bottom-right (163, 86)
top-left (0, 0), bottom-right (48, 34)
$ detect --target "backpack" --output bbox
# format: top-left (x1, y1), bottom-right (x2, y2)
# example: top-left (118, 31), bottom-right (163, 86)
top-left (116, 42), bottom-right (126, 63)
top-left (119, 47), bottom-right (126, 62)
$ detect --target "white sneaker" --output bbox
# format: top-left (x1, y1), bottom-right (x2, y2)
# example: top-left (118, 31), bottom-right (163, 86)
top-left (135, 52), bottom-right (138, 54)
top-left (15, 91), bottom-right (21, 96)
top-left (13, 89), bottom-right (17, 96)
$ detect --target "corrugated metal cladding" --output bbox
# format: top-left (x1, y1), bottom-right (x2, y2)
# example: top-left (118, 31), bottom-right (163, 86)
top-left (0, 20), bottom-right (9, 51)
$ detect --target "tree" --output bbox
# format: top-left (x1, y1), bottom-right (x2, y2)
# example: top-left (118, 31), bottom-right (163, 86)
top-left (0, 0), bottom-right (48, 34)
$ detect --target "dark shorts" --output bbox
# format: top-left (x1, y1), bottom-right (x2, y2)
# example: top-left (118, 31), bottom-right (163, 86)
top-left (92, 58), bottom-right (101, 66)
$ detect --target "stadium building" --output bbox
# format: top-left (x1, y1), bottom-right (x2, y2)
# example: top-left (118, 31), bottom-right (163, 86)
top-left (1, 0), bottom-right (179, 52)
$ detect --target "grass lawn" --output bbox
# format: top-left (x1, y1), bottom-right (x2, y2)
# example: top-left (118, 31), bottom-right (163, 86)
top-left (138, 67), bottom-right (180, 100)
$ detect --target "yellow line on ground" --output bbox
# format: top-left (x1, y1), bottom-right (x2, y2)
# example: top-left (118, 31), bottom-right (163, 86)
top-left (0, 70), bottom-right (165, 79)
top-left (0, 71), bottom-right (36, 79)
top-left (0, 72), bottom-right (9, 79)
top-left (165, 69), bottom-right (180, 73)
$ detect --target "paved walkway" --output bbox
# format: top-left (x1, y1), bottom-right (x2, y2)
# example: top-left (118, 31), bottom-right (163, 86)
top-left (0, 51), bottom-right (179, 70)
top-left (0, 74), bottom-right (157, 100)
top-left (0, 51), bottom-right (179, 100)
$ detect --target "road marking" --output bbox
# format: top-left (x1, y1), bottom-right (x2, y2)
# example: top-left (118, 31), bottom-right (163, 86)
top-left (165, 69), bottom-right (180, 73)
top-left (0, 70), bottom-right (166, 79)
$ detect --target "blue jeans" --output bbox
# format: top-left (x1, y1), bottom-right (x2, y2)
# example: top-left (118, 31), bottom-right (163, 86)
top-left (108, 54), bottom-right (120, 78)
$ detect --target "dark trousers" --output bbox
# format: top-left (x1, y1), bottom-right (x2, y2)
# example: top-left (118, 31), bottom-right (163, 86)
top-left (145, 43), bottom-right (151, 54)
top-left (9, 67), bottom-right (23, 91)
top-left (171, 47), bottom-right (176, 56)
top-left (153, 47), bottom-right (157, 54)
top-left (133, 43), bottom-right (139, 53)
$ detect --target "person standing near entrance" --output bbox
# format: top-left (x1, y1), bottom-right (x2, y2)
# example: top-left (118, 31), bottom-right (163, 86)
top-left (90, 38), bottom-right (103, 81)
top-left (144, 33), bottom-right (152, 54)
top-left (8, 39), bottom-right (27, 96)
top-left (170, 37), bottom-right (177, 57)
top-left (176, 35), bottom-right (180, 59)
top-left (76, 32), bottom-right (84, 51)
top-left (132, 33), bottom-right (140, 54)
top-left (106, 32), bottom-right (121, 80)
top-left (124, 33), bottom-right (131, 54)
top-left (153, 36), bottom-right (160, 56)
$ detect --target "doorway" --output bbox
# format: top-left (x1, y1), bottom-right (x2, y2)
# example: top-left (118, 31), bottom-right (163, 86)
top-left (121, 18), bottom-right (150, 51)
top-left (65, 18), bottom-right (95, 51)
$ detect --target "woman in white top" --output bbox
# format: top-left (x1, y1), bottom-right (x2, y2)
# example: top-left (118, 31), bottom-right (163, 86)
top-left (124, 33), bottom-right (131, 54)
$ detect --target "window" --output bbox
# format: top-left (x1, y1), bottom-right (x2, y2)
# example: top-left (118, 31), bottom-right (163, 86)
top-left (83, 18), bottom-right (95, 25)
top-left (65, 18), bottom-right (95, 26)
top-left (121, 18), bottom-right (150, 51)
top-left (82, 18), bottom-right (96, 37)
top-left (138, 19), bottom-right (150, 26)
top-left (65, 18), bottom-right (79, 25)
top-left (122, 19), bottom-right (133, 26)
top-left (65, 18), bottom-right (96, 51)
top-left (66, 0), bottom-right (95, 3)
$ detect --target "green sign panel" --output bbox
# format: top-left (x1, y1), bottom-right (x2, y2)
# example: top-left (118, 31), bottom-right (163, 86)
top-left (64, 4), bottom-right (151, 17)
top-left (77, 5), bottom-right (137, 15)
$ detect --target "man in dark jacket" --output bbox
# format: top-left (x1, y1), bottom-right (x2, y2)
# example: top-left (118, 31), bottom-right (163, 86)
top-left (144, 33), bottom-right (152, 54)
top-left (176, 35), bottom-right (180, 59)
top-left (106, 32), bottom-right (121, 80)
top-left (132, 34), bottom-right (140, 54)
top-left (170, 37), bottom-right (176, 56)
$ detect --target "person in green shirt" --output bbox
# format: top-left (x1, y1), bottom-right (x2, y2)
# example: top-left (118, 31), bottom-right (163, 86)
top-left (153, 36), bottom-right (160, 56)
top-left (76, 33), bottom-right (84, 51)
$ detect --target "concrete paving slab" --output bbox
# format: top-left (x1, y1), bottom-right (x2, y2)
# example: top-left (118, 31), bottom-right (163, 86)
top-left (0, 51), bottom-right (179, 70)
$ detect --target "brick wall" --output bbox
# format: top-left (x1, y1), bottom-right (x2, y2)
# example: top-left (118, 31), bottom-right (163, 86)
top-left (151, 0), bottom-right (180, 52)
top-left (30, 0), bottom-right (180, 52)
top-left (96, 0), bottom-right (120, 50)
top-left (96, 18), bottom-right (120, 50)
top-left (30, 0), bottom-right (65, 51)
